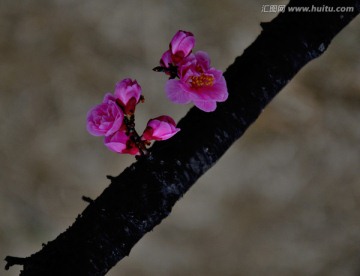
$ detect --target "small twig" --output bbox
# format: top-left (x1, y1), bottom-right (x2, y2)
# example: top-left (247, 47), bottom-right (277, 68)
top-left (4, 256), bottom-right (27, 270)
top-left (106, 175), bottom-right (116, 180)
top-left (81, 196), bottom-right (94, 204)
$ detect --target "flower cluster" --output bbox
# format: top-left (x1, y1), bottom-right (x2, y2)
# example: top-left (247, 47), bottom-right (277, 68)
top-left (154, 30), bottom-right (228, 112)
top-left (87, 78), bottom-right (180, 155)
top-left (87, 30), bottom-right (228, 156)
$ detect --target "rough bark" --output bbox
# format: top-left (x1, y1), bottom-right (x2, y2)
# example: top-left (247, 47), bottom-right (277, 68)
top-left (5, 0), bottom-right (360, 275)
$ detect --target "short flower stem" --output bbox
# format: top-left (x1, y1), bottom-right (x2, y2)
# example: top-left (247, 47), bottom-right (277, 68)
top-left (123, 115), bottom-right (148, 157)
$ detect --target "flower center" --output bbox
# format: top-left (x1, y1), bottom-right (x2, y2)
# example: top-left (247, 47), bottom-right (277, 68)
top-left (190, 74), bottom-right (214, 88)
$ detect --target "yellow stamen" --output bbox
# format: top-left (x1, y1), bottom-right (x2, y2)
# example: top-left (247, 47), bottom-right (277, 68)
top-left (190, 74), bottom-right (214, 88)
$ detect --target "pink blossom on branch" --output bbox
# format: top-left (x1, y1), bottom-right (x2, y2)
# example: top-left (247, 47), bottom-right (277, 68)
top-left (87, 78), bottom-right (180, 156)
top-left (142, 116), bottom-right (180, 141)
top-left (114, 78), bottom-right (142, 115)
top-left (165, 51), bottom-right (228, 112)
top-left (86, 93), bottom-right (124, 137)
top-left (160, 30), bottom-right (195, 68)
top-left (104, 126), bottom-right (139, 155)
top-left (170, 30), bottom-right (195, 59)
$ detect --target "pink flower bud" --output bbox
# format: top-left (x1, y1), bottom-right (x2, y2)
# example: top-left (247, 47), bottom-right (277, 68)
top-left (87, 94), bottom-right (124, 136)
top-left (104, 126), bottom-right (139, 155)
top-left (170, 30), bottom-right (195, 61)
top-left (114, 78), bottom-right (142, 115)
top-left (160, 30), bottom-right (195, 69)
top-left (142, 115), bottom-right (180, 141)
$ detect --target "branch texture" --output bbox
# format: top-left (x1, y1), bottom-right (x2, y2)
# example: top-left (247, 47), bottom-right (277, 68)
top-left (5, 0), bottom-right (359, 275)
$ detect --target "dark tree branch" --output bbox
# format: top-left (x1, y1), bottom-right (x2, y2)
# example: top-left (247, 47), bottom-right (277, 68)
top-left (81, 196), bottom-right (94, 204)
top-left (5, 0), bottom-right (359, 275)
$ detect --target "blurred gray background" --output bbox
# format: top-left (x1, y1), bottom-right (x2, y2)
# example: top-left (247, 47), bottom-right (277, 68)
top-left (1, 1), bottom-right (360, 275)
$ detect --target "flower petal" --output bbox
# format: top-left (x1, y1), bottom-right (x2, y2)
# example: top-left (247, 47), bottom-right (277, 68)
top-left (193, 100), bottom-right (217, 112)
top-left (210, 76), bottom-right (228, 102)
top-left (176, 36), bottom-right (195, 57)
top-left (194, 51), bottom-right (211, 69)
top-left (160, 50), bottom-right (172, 68)
top-left (166, 80), bottom-right (191, 104)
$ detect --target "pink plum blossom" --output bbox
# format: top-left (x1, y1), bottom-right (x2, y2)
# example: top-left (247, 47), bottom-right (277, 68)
top-left (114, 78), bottom-right (142, 115)
top-left (170, 30), bottom-right (195, 58)
top-left (104, 126), bottom-right (139, 155)
top-left (87, 93), bottom-right (124, 136)
top-left (160, 30), bottom-right (195, 68)
top-left (165, 51), bottom-right (228, 112)
top-left (142, 115), bottom-right (180, 141)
